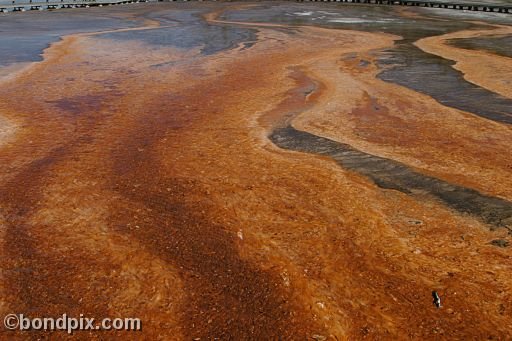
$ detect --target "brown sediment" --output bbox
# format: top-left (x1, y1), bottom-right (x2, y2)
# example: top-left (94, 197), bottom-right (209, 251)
top-left (291, 40), bottom-right (512, 201)
top-left (1, 2), bottom-right (512, 340)
top-left (0, 14), bottom-right (343, 339)
top-left (0, 62), bottom-right (34, 84)
top-left (415, 25), bottom-right (512, 98)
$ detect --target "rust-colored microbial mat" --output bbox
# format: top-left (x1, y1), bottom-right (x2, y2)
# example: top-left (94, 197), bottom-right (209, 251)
top-left (0, 2), bottom-right (511, 340)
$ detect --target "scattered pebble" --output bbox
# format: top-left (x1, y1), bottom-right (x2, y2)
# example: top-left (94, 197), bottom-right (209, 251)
top-left (432, 291), bottom-right (442, 308)
top-left (491, 239), bottom-right (509, 248)
top-left (280, 271), bottom-right (290, 287)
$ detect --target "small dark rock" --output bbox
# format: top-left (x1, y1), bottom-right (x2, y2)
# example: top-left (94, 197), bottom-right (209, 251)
top-left (432, 291), bottom-right (441, 308)
top-left (491, 239), bottom-right (509, 248)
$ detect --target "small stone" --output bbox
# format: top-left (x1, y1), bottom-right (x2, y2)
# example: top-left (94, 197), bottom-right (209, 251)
top-left (281, 271), bottom-right (290, 286)
top-left (491, 239), bottom-right (509, 248)
top-left (432, 291), bottom-right (441, 308)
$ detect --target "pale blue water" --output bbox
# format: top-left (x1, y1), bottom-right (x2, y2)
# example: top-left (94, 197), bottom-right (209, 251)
top-left (0, 8), bottom-right (140, 67)
top-left (99, 9), bottom-right (257, 55)
top-left (0, 4), bottom-right (256, 70)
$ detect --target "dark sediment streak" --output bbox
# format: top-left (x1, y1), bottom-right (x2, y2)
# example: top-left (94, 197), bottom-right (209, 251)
top-left (447, 35), bottom-right (512, 59)
top-left (378, 43), bottom-right (512, 125)
top-left (270, 126), bottom-right (512, 231)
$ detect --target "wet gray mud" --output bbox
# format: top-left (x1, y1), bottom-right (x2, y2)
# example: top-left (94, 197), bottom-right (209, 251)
top-left (270, 126), bottom-right (512, 232)
top-left (447, 34), bottom-right (512, 59)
